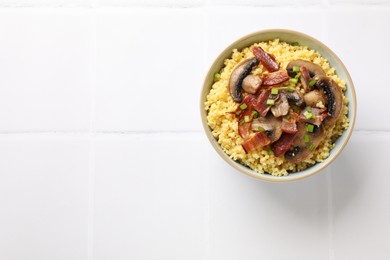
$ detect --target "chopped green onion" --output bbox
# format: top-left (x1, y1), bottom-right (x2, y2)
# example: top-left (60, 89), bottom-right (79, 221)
top-left (239, 120), bottom-right (245, 125)
top-left (285, 114), bottom-right (291, 120)
top-left (258, 126), bottom-right (265, 132)
top-left (304, 134), bottom-right (310, 143)
top-left (235, 110), bottom-right (242, 116)
top-left (244, 115), bottom-right (250, 123)
top-left (267, 149), bottom-right (274, 156)
top-left (290, 78), bottom-right (298, 84)
top-left (306, 106), bottom-right (312, 113)
top-left (305, 112), bottom-right (313, 120)
top-left (291, 42), bottom-right (299, 46)
top-left (306, 124), bottom-right (315, 133)
top-left (287, 86), bottom-right (293, 92)
top-left (271, 88), bottom-right (279, 95)
top-left (309, 144), bottom-right (315, 151)
top-left (309, 79), bottom-right (317, 87)
top-left (240, 103), bottom-right (248, 110)
top-left (213, 73), bottom-right (221, 81)
top-left (292, 66), bottom-right (300, 72)
top-left (294, 72), bottom-right (301, 79)
top-left (252, 111), bottom-right (259, 118)
top-left (266, 99), bottom-right (275, 106)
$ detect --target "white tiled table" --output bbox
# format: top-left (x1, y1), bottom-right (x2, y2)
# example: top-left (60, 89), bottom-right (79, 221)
top-left (0, 1), bottom-right (389, 259)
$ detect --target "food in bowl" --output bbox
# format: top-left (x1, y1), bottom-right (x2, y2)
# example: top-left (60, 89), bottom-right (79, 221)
top-left (204, 39), bottom-right (349, 176)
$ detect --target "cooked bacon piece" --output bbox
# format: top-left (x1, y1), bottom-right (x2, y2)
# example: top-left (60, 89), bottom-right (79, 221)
top-left (242, 132), bottom-right (271, 153)
top-left (281, 112), bottom-right (299, 134)
top-left (300, 66), bottom-right (311, 91)
top-left (253, 46), bottom-right (279, 72)
top-left (234, 95), bottom-right (257, 118)
top-left (262, 71), bottom-right (289, 86)
top-left (236, 95), bottom-right (257, 139)
top-left (272, 133), bottom-right (297, 157)
top-left (253, 88), bottom-right (271, 116)
top-left (299, 107), bottom-right (328, 126)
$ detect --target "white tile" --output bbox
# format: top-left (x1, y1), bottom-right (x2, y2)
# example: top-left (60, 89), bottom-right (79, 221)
top-left (95, 9), bottom-right (205, 132)
top-left (327, 8), bottom-right (390, 131)
top-left (0, 0), bottom-right (90, 6)
top-left (329, 0), bottom-right (389, 4)
top-left (0, 135), bottom-right (89, 260)
top-left (93, 133), bottom-right (207, 260)
top-left (330, 132), bottom-right (390, 259)
top-left (206, 7), bottom-right (325, 66)
top-left (0, 10), bottom-right (90, 132)
top-left (208, 150), bottom-right (330, 260)
top-left (97, 0), bottom-right (203, 7)
top-left (210, 0), bottom-right (320, 6)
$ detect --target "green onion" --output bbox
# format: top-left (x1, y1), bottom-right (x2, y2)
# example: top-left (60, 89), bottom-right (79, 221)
top-left (266, 99), bottom-right (275, 105)
top-left (267, 149), bottom-right (274, 156)
top-left (305, 112), bottom-right (313, 120)
top-left (252, 111), bottom-right (259, 118)
top-left (294, 72), bottom-right (301, 79)
top-left (240, 103), bottom-right (248, 110)
top-left (271, 88), bottom-right (279, 95)
top-left (286, 86), bottom-right (293, 92)
top-left (309, 79), bottom-right (317, 87)
top-left (306, 124), bottom-right (315, 133)
top-left (244, 115), bottom-right (250, 123)
top-left (292, 66), bottom-right (300, 72)
top-left (304, 134), bottom-right (310, 143)
top-left (291, 42), bottom-right (299, 46)
top-left (213, 73), bottom-right (221, 81)
top-left (306, 106), bottom-right (312, 113)
top-left (309, 144), bottom-right (315, 151)
top-left (285, 114), bottom-right (291, 120)
top-left (258, 126), bottom-right (265, 132)
top-left (239, 120), bottom-right (245, 125)
top-left (235, 110), bottom-right (242, 116)
top-left (290, 78), bottom-right (298, 84)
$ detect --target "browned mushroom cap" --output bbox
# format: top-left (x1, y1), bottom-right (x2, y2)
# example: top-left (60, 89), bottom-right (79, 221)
top-left (315, 76), bottom-right (343, 125)
top-left (229, 57), bottom-right (260, 103)
top-left (285, 122), bottom-right (324, 163)
top-left (280, 88), bottom-right (304, 106)
top-left (286, 59), bottom-right (326, 79)
top-left (251, 114), bottom-right (282, 143)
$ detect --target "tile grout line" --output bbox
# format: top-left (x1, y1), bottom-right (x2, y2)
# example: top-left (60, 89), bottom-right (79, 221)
top-left (203, 2), bottom-right (211, 259)
top-left (87, 4), bottom-right (98, 260)
top-left (321, 3), bottom-right (335, 259)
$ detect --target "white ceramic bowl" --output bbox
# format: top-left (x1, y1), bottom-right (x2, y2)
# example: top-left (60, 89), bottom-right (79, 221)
top-left (200, 29), bottom-right (357, 182)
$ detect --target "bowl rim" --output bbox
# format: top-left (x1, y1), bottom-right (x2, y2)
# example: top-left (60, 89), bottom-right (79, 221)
top-left (200, 29), bottom-right (357, 182)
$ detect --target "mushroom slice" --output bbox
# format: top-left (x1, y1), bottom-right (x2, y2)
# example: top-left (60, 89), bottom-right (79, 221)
top-left (242, 75), bottom-right (262, 94)
top-left (271, 93), bottom-right (289, 117)
top-left (229, 57), bottom-right (260, 103)
top-left (286, 59), bottom-right (326, 79)
top-left (278, 88), bottom-right (304, 106)
top-left (285, 122), bottom-right (325, 163)
top-left (304, 89), bottom-right (326, 107)
top-left (315, 76), bottom-right (343, 125)
top-left (251, 114), bottom-right (282, 143)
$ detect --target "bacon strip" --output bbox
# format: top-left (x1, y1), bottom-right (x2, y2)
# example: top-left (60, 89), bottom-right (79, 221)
top-left (253, 88), bottom-right (271, 117)
top-left (272, 133), bottom-right (297, 157)
top-left (236, 95), bottom-right (257, 139)
top-left (242, 132), bottom-right (271, 153)
top-left (262, 71), bottom-right (289, 86)
top-left (253, 46), bottom-right (279, 72)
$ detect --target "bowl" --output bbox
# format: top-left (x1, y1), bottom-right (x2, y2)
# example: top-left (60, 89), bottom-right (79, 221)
top-left (200, 29), bottom-right (357, 182)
